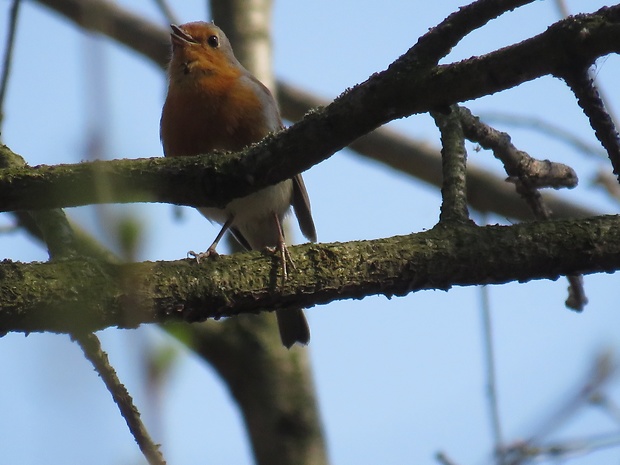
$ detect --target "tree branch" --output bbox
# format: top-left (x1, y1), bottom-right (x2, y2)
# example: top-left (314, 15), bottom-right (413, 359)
top-left (4, 0), bottom-right (620, 213)
top-left (2, 214), bottom-right (620, 335)
top-left (280, 84), bottom-right (599, 221)
top-left (75, 332), bottom-right (166, 465)
top-left (457, 106), bottom-right (588, 309)
top-left (198, 3), bottom-right (328, 465)
top-left (432, 106), bottom-right (470, 223)
top-left (563, 67), bottom-right (620, 181)
top-left (0, 0), bottom-right (21, 131)
top-left (28, 0), bottom-right (606, 222)
top-left (1, 127), bottom-right (164, 465)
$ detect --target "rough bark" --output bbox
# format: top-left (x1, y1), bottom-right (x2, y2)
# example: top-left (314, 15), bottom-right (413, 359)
top-left (11, 2), bottom-right (619, 218)
top-left (2, 215), bottom-right (620, 335)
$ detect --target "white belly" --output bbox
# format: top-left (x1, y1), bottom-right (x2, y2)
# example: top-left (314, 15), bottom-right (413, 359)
top-left (198, 179), bottom-right (293, 249)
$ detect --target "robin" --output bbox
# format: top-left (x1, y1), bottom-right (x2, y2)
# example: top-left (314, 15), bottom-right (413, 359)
top-left (160, 22), bottom-right (316, 348)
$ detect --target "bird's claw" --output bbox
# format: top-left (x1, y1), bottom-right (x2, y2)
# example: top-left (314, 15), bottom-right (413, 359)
top-left (266, 241), bottom-right (296, 283)
top-left (187, 248), bottom-right (219, 263)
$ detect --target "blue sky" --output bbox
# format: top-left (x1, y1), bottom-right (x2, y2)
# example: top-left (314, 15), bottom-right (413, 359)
top-left (1, 1), bottom-right (620, 464)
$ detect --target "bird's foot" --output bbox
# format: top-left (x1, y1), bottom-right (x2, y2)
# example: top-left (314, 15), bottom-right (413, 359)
top-left (187, 247), bottom-right (219, 264)
top-left (266, 240), bottom-right (296, 283)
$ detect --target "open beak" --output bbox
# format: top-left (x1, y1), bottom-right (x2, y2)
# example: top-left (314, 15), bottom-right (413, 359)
top-left (170, 24), bottom-right (197, 46)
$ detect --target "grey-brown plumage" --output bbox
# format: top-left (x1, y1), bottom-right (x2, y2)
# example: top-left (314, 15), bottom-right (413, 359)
top-left (160, 22), bottom-right (316, 347)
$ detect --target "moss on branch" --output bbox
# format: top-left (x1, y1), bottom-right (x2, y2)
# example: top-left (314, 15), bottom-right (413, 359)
top-left (2, 214), bottom-right (620, 335)
top-left (2, 7), bottom-right (620, 214)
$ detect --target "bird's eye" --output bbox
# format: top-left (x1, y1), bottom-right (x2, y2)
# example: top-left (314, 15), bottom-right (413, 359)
top-left (207, 35), bottom-right (219, 48)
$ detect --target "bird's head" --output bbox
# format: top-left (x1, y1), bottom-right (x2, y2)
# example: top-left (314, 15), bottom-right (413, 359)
top-left (167, 22), bottom-right (241, 80)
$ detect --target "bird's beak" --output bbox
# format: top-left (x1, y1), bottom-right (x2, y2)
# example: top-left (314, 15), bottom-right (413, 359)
top-left (170, 24), bottom-right (197, 46)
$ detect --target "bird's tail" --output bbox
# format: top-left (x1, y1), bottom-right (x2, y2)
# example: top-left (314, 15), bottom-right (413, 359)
top-left (276, 308), bottom-right (310, 348)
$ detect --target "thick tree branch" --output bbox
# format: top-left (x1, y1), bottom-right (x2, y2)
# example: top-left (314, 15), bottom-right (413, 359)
top-left (2, 214), bottom-right (620, 335)
top-left (2, 5), bottom-right (617, 215)
top-left (25, 0), bottom-right (605, 221)
top-left (280, 84), bottom-right (599, 221)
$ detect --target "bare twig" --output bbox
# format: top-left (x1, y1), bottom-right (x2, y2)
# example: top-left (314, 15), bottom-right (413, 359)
top-left (590, 393), bottom-right (620, 426)
top-left (435, 451), bottom-right (461, 465)
top-left (479, 284), bottom-right (505, 464)
top-left (500, 352), bottom-right (617, 465)
top-left (75, 332), bottom-right (167, 465)
top-left (431, 106), bottom-right (470, 223)
top-left (458, 105), bottom-right (587, 309)
top-left (478, 112), bottom-right (606, 159)
top-left (0, 0), bottom-right (21, 132)
top-left (566, 274), bottom-right (588, 311)
top-left (459, 107), bottom-right (577, 192)
top-left (553, 0), bottom-right (569, 19)
top-left (527, 351), bottom-right (615, 443)
top-left (593, 168), bottom-right (620, 202)
top-left (27, 209), bottom-right (79, 260)
top-left (516, 432), bottom-right (620, 462)
top-left (564, 68), bottom-right (620, 181)
top-left (151, 0), bottom-right (178, 25)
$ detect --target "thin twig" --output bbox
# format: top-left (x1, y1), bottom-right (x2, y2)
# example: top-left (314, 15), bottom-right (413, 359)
top-left (0, 0), bottom-right (21, 132)
top-left (566, 274), bottom-right (588, 311)
top-left (459, 105), bottom-right (587, 310)
top-left (459, 107), bottom-right (578, 191)
top-left (500, 353), bottom-right (617, 464)
top-left (527, 351), bottom-right (615, 443)
top-left (431, 106), bottom-right (470, 223)
top-left (478, 112), bottom-right (606, 159)
top-left (435, 451), bottom-right (461, 465)
top-left (593, 168), bottom-right (620, 202)
top-left (151, 0), bottom-right (178, 25)
top-left (74, 332), bottom-right (167, 465)
top-left (553, 0), bottom-right (569, 18)
top-left (479, 284), bottom-right (505, 464)
top-left (527, 432), bottom-right (620, 461)
top-left (564, 67), bottom-right (620, 181)
top-left (590, 393), bottom-right (620, 426)
top-left (460, 106), bottom-right (553, 217)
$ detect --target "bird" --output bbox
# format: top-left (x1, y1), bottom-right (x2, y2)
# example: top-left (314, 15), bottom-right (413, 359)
top-left (160, 21), bottom-right (316, 348)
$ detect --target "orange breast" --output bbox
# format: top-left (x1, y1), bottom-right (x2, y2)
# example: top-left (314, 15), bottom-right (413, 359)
top-left (161, 73), bottom-right (273, 157)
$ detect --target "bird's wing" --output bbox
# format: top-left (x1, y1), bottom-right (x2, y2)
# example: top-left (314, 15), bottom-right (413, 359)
top-left (229, 226), bottom-right (253, 251)
top-left (292, 173), bottom-right (317, 242)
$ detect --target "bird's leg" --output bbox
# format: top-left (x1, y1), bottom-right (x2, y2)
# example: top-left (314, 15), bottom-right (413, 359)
top-left (188, 217), bottom-right (234, 263)
top-left (266, 213), bottom-right (296, 282)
